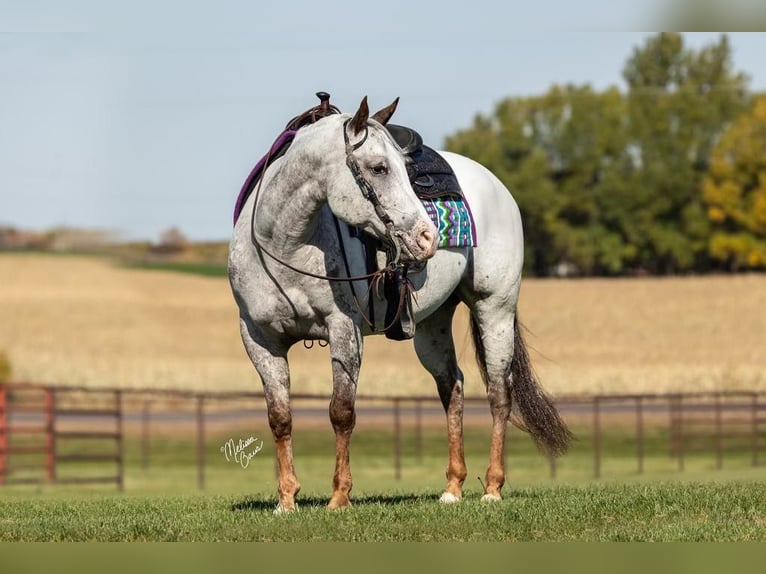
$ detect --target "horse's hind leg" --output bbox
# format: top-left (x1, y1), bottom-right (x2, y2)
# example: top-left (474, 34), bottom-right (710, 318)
top-left (239, 318), bottom-right (300, 513)
top-left (468, 297), bottom-right (515, 501)
top-left (413, 299), bottom-right (468, 503)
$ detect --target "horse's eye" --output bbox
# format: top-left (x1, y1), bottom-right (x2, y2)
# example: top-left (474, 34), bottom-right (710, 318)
top-left (370, 164), bottom-right (389, 176)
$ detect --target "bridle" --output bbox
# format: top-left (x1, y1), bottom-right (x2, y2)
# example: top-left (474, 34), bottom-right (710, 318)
top-left (342, 118), bottom-right (405, 265)
top-left (247, 116), bottom-right (416, 333)
top-left (249, 118), bottom-right (406, 283)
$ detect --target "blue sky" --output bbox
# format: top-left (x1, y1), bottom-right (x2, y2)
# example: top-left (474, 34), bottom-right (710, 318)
top-left (1, 2), bottom-right (764, 241)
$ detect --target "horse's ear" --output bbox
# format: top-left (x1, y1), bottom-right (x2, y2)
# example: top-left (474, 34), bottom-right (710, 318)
top-left (371, 97), bottom-right (399, 126)
top-left (348, 96), bottom-right (369, 136)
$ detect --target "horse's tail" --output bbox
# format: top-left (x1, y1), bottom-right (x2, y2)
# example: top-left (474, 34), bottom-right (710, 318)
top-left (470, 314), bottom-right (573, 457)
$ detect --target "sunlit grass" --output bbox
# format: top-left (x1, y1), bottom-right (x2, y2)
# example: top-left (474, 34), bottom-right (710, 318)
top-left (3, 423), bottom-right (765, 541)
top-left (2, 481), bottom-right (765, 541)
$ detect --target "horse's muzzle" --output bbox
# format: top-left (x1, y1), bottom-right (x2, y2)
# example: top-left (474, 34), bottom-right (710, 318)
top-left (417, 226), bottom-right (437, 259)
top-left (397, 219), bottom-right (438, 262)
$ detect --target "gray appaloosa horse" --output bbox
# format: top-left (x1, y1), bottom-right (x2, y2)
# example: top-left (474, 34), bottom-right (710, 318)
top-left (228, 96), bottom-right (571, 513)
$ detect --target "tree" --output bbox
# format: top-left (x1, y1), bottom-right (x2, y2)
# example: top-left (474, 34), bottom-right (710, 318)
top-left (0, 350), bottom-right (11, 383)
top-left (621, 33), bottom-right (749, 273)
top-left (444, 33), bottom-right (751, 276)
top-left (154, 227), bottom-right (190, 255)
top-left (702, 95), bottom-right (766, 270)
top-left (446, 97), bottom-right (559, 275)
top-left (447, 85), bottom-right (633, 275)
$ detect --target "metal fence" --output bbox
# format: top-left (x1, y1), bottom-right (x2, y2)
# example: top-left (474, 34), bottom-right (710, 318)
top-left (1, 383), bottom-right (765, 490)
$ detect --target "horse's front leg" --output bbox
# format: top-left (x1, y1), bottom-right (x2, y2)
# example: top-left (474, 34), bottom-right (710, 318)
top-left (326, 319), bottom-right (363, 510)
top-left (239, 318), bottom-right (300, 513)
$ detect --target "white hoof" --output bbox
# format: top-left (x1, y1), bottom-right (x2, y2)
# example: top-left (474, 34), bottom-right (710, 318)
top-left (273, 503), bottom-right (298, 515)
top-left (439, 492), bottom-right (461, 504)
top-left (481, 493), bottom-right (502, 503)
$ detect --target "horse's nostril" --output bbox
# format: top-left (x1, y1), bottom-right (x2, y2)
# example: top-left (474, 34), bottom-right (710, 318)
top-left (418, 229), bottom-right (436, 252)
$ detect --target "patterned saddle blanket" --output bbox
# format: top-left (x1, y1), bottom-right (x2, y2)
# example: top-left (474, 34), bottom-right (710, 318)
top-left (422, 197), bottom-right (477, 248)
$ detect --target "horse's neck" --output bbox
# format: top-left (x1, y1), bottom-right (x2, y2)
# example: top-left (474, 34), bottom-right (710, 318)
top-left (255, 145), bottom-right (331, 256)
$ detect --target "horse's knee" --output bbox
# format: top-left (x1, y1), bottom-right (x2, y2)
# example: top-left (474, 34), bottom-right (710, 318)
top-left (329, 400), bottom-right (355, 433)
top-left (268, 408), bottom-right (292, 439)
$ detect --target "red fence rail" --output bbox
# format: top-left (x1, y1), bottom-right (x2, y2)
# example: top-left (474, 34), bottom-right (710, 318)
top-left (0, 384), bottom-right (123, 489)
top-left (1, 383), bottom-right (765, 491)
top-left (0, 385), bottom-right (55, 485)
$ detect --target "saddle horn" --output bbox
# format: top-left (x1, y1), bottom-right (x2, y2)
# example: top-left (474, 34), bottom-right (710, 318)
top-left (284, 91), bottom-right (342, 131)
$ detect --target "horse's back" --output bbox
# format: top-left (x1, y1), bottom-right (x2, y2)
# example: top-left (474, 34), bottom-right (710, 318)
top-left (439, 151), bottom-right (525, 295)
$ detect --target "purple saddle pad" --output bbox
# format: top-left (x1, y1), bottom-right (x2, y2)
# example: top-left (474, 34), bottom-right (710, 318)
top-left (233, 130), bottom-right (297, 225)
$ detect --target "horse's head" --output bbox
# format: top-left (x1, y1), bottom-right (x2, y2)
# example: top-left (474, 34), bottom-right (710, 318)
top-left (326, 97), bottom-right (438, 263)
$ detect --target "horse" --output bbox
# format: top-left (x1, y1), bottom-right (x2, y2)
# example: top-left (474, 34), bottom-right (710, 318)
top-left (228, 95), bottom-right (572, 512)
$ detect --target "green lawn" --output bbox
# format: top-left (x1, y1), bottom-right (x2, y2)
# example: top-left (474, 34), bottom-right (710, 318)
top-left (1, 482), bottom-right (765, 541)
top-left (1, 425), bottom-right (765, 541)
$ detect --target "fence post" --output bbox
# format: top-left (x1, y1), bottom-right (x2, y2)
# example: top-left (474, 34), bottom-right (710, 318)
top-left (752, 393), bottom-right (759, 467)
top-left (0, 385), bottom-right (6, 485)
top-left (393, 398), bottom-right (401, 480)
top-left (141, 401), bottom-right (150, 471)
top-left (714, 393), bottom-right (723, 470)
top-left (636, 395), bottom-right (644, 475)
top-left (593, 396), bottom-right (601, 479)
top-left (45, 387), bottom-right (56, 482)
top-left (677, 395), bottom-right (685, 472)
top-left (668, 394), bottom-right (685, 471)
top-left (116, 390), bottom-right (124, 491)
top-left (196, 396), bottom-right (206, 490)
top-left (415, 399), bottom-right (422, 464)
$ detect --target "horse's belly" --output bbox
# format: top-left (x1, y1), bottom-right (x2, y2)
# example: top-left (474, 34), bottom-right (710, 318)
top-left (412, 248), bottom-right (467, 321)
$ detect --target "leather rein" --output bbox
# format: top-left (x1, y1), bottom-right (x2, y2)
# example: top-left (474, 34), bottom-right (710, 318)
top-left (248, 119), bottom-right (403, 283)
top-left (247, 117), bottom-right (416, 334)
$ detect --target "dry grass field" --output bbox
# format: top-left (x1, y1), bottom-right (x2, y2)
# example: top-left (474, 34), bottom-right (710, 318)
top-left (1, 253), bottom-right (764, 397)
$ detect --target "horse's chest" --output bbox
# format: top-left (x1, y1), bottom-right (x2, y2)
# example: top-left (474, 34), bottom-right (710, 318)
top-left (248, 280), bottom-right (335, 336)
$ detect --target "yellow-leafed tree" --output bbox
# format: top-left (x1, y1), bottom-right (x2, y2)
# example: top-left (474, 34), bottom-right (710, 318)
top-left (703, 96), bottom-right (766, 269)
top-left (0, 350), bottom-right (11, 383)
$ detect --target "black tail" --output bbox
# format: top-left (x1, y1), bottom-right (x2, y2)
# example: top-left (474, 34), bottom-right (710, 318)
top-left (471, 315), bottom-right (573, 457)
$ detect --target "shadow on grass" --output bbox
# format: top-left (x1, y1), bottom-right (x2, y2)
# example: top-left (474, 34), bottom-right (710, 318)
top-left (231, 492), bottom-right (439, 512)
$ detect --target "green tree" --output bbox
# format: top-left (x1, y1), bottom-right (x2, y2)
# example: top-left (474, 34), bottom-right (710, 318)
top-left (702, 95), bottom-right (766, 269)
top-left (447, 86), bottom-right (632, 275)
top-left (446, 97), bottom-right (559, 275)
top-left (445, 33), bottom-right (750, 276)
top-left (534, 85), bottom-right (632, 274)
top-left (621, 32), bottom-right (749, 273)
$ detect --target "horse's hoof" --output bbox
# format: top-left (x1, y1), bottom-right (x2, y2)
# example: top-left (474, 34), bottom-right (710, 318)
top-left (327, 497), bottom-right (352, 510)
top-left (274, 503), bottom-right (298, 515)
top-left (481, 493), bottom-right (502, 503)
top-left (439, 492), bottom-right (461, 504)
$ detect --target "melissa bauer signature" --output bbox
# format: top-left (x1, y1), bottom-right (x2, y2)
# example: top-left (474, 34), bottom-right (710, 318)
top-left (220, 436), bottom-right (264, 469)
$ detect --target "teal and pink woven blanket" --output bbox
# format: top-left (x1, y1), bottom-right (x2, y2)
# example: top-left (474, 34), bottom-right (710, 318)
top-left (421, 197), bottom-right (477, 248)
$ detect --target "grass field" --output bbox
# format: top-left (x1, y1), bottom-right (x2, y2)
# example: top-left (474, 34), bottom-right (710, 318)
top-left (1, 253), bottom-right (765, 397)
top-left (2, 423), bottom-right (765, 541)
top-left (2, 252), bottom-right (766, 541)
top-left (2, 482), bottom-right (766, 541)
